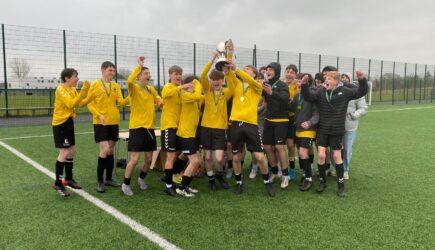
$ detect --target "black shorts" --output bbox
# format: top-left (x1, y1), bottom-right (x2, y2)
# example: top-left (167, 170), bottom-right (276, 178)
top-left (287, 120), bottom-right (296, 139)
top-left (128, 128), bottom-right (157, 152)
top-left (316, 133), bottom-right (343, 150)
top-left (94, 124), bottom-right (119, 143)
top-left (199, 127), bottom-right (226, 150)
top-left (161, 128), bottom-right (179, 152)
top-left (226, 124), bottom-right (232, 142)
top-left (230, 121), bottom-right (263, 153)
top-left (295, 137), bottom-right (314, 149)
top-left (263, 120), bottom-right (288, 145)
top-left (178, 137), bottom-right (199, 156)
top-left (53, 117), bottom-right (75, 148)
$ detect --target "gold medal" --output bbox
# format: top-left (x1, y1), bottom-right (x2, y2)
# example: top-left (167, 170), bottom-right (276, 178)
top-left (240, 96), bottom-right (245, 102)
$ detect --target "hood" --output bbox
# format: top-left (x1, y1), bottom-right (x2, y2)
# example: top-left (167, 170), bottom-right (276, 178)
top-left (266, 62), bottom-right (281, 83)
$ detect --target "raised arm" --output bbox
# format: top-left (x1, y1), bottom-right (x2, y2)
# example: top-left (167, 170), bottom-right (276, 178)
top-left (200, 51), bottom-right (218, 92)
top-left (79, 81), bottom-right (100, 107)
top-left (58, 81), bottom-right (90, 109)
top-left (235, 68), bottom-right (262, 93)
top-left (181, 79), bottom-right (202, 103)
top-left (345, 71), bottom-right (368, 100)
top-left (300, 75), bottom-right (321, 103)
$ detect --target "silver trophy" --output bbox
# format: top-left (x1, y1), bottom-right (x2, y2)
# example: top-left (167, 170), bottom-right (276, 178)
top-left (215, 41), bottom-right (229, 71)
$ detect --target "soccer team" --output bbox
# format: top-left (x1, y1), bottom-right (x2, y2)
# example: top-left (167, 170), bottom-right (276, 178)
top-left (51, 40), bottom-right (368, 199)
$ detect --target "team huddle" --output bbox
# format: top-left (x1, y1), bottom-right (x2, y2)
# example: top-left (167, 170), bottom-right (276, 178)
top-left (51, 40), bottom-right (368, 199)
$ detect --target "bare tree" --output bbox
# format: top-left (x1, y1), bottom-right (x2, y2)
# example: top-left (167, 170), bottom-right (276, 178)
top-left (11, 58), bottom-right (31, 88)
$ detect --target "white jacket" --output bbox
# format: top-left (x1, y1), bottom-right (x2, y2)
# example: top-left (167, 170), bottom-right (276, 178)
top-left (345, 96), bottom-right (368, 131)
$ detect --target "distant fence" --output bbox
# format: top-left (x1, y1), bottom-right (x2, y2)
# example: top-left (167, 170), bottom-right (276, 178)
top-left (1, 23), bottom-right (434, 122)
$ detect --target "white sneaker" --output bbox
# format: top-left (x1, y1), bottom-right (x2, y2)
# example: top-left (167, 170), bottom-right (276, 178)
top-left (186, 187), bottom-right (198, 194)
top-left (122, 183), bottom-right (133, 196)
top-left (280, 176), bottom-right (289, 189)
top-left (327, 167), bottom-right (337, 177)
top-left (269, 174), bottom-right (278, 183)
top-left (176, 188), bottom-right (195, 197)
top-left (249, 165), bottom-right (258, 179)
top-left (344, 172), bottom-right (349, 180)
top-left (138, 178), bottom-right (148, 190)
top-left (277, 169), bottom-right (282, 178)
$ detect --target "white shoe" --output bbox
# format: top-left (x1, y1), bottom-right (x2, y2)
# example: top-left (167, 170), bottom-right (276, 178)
top-left (186, 187), bottom-right (198, 194)
top-left (138, 178), bottom-right (148, 190)
top-left (176, 188), bottom-right (195, 197)
top-left (269, 174), bottom-right (278, 183)
top-left (122, 183), bottom-right (133, 196)
top-left (344, 172), bottom-right (349, 180)
top-left (280, 176), bottom-right (289, 189)
top-left (327, 167), bottom-right (337, 177)
top-left (249, 165), bottom-right (258, 179)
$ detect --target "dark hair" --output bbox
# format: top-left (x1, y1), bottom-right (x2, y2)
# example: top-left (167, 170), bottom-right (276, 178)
top-left (259, 66), bottom-right (267, 72)
top-left (245, 65), bottom-right (259, 79)
top-left (307, 74), bottom-right (313, 85)
top-left (321, 65), bottom-right (337, 73)
top-left (141, 66), bottom-right (149, 71)
top-left (209, 69), bottom-right (224, 80)
top-left (101, 61), bottom-right (116, 70)
top-left (183, 74), bottom-right (197, 84)
top-left (315, 72), bottom-right (324, 82)
top-left (169, 65), bottom-right (183, 75)
top-left (285, 64), bottom-right (298, 73)
top-left (61, 68), bottom-right (78, 82)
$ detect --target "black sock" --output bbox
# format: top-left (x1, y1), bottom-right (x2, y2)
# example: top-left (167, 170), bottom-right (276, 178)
top-left (139, 171), bottom-right (148, 180)
top-left (65, 158), bottom-right (73, 181)
top-left (174, 158), bottom-right (187, 174)
top-left (281, 167), bottom-right (289, 176)
top-left (289, 160), bottom-right (295, 170)
top-left (309, 154), bottom-right (314, 164)
top-left (55, 161), bottom-right (64, 186)
top-left (216, 171), bottom-right (224, 180)
top-left (241, 160), bottom-right (245, 168)
top-left (303, 159), bottom-right (312, 179)
top-left (318, 164), bottom-right (326, 181)
top-left (164, 169), bottom-right (173, 187)
top-left (271, 166), bottom-right (279, 175)
top-left (124, 177), bottom-right (131, 185)
top-left (227, 160), bottom-right (233, 169)
top-left (97, 157), bottom-right (105, 183)
top-left (235, 174), bottom-right (242, 184)
top-left (336, 163), bottom-right (344, 183)
top-left (208, 174), bottom-right (216, 181)
top-left (181, 175), bottom-right (192, 189)
top-left (106, 154), bottom-right (114, 181)
top-left (262, 173), bottom-right (270, 184)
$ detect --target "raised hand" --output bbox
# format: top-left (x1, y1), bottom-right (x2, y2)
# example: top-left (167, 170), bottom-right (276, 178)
top-left (301, 74), bottom-right (309, 85)
top-left (301, 121), bottom-right (310, 129)
top-left (211, 50), bottom-right (219, 61)
top-left (81, 81), bottom-right (91, 91)
top-left (263, 83), bottom-right (272, 95)
top-left (138, 56), bottom-right (145, 67)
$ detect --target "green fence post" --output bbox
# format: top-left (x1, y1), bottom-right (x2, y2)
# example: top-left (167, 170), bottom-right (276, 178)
top-left (414, 64), bottom-right (417, 101)
top-left (193, 43), bottom-right (196, 76)
top-left (298, 53), bottom-right (301, 72)
top-left (318, 54), bottom-right (321, 73)
top-left (419, 79), bottom-right (422, 103)
top-left (368, 59), bottom-right (371, 81)
top-left (404, 63), bottom-right (408, 104)
top-left (336, 56), bottom-right (339, 70)
top-left (392, 61), bottom-right (395, 105)
top-left (380, 60), bottom-right (383, 102)
top-left (63, 30), bottom-right (67, 68)
top-left (1, 24), bottom-right (9, 116)
top-left (277, 50), bottom-right (280, 63)
top-left (352, 57), bottom-right (355, 80)
top-left (253, 44), bottom-right (257, 68)
top-left (157, 39), bottom-right (160, 94)
top-left (423, 64), bottom-right (427, 101)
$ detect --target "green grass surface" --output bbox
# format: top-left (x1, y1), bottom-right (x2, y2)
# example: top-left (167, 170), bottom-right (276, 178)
top-left (0, 104), bottom-right (434, 249)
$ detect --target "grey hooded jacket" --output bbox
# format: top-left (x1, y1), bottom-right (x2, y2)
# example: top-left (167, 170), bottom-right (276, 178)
top-left (345, 96), bottom-right (368, 131)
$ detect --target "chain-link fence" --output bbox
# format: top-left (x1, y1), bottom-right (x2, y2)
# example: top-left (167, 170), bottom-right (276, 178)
top-left (1, 24), bottom-right (434, 125)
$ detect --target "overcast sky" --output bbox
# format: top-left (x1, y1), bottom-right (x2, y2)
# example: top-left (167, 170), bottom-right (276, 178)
top-left (0, 0), bottom-right (434, 65)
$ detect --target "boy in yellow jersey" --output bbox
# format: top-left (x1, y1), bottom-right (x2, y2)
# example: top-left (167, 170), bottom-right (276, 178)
top-left (160, 65), bottom-right (191, 196)
top-left (289, 74), bottom-right (319, 191)
top-left (80, 61), bottom-right (129, 193)
top-left (121, 57), bottom-right (162, 196)
top-left (51, 68), bottom-right (90, 197)
top-left (175, 76), bottom-right (202, 197)
top-left (262, 62), bottom-right (291, 188)
top-left (283, 64), bottom-right (299, 180)
top-left (199, 50), bottom-right (233, 191)
top-left (225, 61), bottom-right (276, 197)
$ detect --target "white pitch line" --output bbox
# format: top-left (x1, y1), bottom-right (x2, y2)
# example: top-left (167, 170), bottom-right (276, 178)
top-left (0, 140), bottom-right (179, 250)
top-left (0, 129), bottom-right (129, 141)
top-left (369, 106), bottom-right (435, 113)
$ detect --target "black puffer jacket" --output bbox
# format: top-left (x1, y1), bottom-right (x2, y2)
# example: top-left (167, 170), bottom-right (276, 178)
top-left (301, 78), bottom-right (368, 135)
top-left (263, 62), bottom-right (290, 120)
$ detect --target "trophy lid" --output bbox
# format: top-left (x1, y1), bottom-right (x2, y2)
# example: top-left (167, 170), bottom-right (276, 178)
top-left (217, 42), bottom-right (226, 53)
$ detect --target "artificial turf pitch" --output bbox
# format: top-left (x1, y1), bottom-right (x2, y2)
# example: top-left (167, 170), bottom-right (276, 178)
top-left (0, 104), bottom-right (434, 249)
